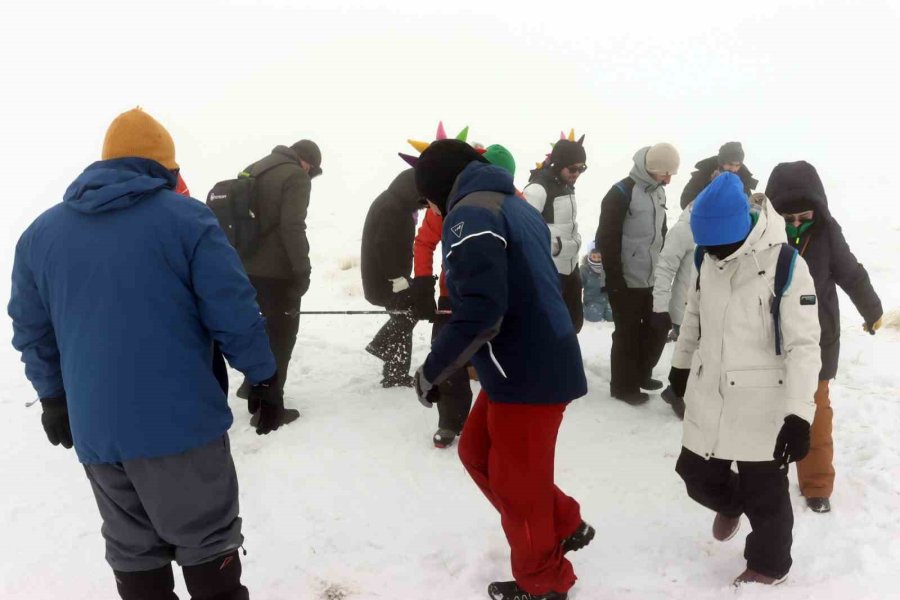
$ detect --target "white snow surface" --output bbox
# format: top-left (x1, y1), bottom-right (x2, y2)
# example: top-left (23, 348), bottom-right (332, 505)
top-left (2, 1), bottom-right (900, 598)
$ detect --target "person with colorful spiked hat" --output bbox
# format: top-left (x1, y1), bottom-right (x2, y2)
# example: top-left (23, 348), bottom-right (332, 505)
top-left (404, 123), bottom-right (521, 448)
top-left (524, 129), bottom-right (588, 333)
top-left (412, 139), bottom-right (591, 600)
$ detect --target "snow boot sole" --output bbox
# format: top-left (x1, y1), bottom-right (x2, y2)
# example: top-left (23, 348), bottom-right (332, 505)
top-left (562, 521), bottom-right (595, 554)
top-left (488, 580), bottom-right (567, 599)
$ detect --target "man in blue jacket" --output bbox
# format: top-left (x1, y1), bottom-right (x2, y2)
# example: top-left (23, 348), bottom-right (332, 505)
top-left (8, 108), bottom-right (279, 600)
top-left (413, 140), bottom-right (590, 600)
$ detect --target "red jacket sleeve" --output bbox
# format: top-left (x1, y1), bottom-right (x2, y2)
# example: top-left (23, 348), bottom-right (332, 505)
top-left (414, 211), bottom-right (442, 277)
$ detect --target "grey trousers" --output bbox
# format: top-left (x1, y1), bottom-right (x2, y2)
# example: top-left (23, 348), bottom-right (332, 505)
top-left (84, 435), bottom-right (243, 572)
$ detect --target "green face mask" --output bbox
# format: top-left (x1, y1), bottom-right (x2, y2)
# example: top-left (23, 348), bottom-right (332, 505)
top-left (785, 220), bottom-right (815, 242)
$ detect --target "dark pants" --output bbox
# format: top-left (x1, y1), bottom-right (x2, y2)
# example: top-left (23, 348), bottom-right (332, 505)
top-left (608, 287), bottom-right (668, 395)
top-left (560, 269), bottom-right (584, 334)
top-left (84, 435), bottom-right (243, 572)
top-left (676, 448), bottom-right (794, 579)
top-left (249, 276), bottom-right (302, 400)
top-left (371, 313), bottom-right (417, 380)
top-left (432, 313), bottom-right (473, 433)
top-left (458, 391), bottom-right (581, 595)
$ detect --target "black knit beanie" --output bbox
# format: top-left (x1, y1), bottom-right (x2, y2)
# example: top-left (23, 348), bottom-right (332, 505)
top-left (550, 139), bottom-right (587, 171)
top-left (717, 141), bottom-right (744, 166)
top-left (414, 139), bottom-right (488, 215)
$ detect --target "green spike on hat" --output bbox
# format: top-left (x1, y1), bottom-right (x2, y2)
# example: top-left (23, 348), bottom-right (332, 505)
top-left (456, 126), bottom-right (469, 142)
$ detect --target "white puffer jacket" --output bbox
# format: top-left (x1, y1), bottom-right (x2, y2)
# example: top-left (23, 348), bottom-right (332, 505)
top-left (653, 204), bottom-right (695, 325)
top-left (523, 179), bottom-right (581, 275)
top-left (671, 201), bottom-right (821, 462)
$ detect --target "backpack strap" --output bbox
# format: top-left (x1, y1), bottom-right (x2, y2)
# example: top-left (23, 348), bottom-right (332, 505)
top-left (693, 246), bottom-right (706, 291)
top-left (771, 244), bottom-right (799, 356)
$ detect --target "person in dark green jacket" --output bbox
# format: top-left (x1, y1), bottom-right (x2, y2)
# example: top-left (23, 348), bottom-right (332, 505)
top-left (236, 141), bottom-right (322, 425)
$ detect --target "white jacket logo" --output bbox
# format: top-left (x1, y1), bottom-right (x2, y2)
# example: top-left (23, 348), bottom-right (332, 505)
top-left (209, 193), bottom-right (227, 201)
top-left (451, 222), bottom-right (465, 238)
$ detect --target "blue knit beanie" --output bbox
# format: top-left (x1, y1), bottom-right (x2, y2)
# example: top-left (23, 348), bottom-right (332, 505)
top-left (690, 172), bottom-right (751, 246)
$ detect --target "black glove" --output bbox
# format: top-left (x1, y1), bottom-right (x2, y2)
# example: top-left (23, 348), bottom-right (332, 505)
top-left (668, 367), bottom-right (690, 398)
top-left (414, 366), bottom-right (441, 407)
top-left (40, 396), bottom-right (73, 449)
top-left (773, 415), bottom-right (811, 466)
top-left (650, 311), bottom-right (673, 333)
top-left (248, 372), bottom-right (284, 435)
top-left (410, 276), bottom-right (438, 321)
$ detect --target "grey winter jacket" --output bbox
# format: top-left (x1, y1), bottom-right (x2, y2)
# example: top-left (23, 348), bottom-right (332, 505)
top-left (595, 147), bottom-right (668, 289)
top-left (523, 169), bottom-right (582, 275)
top-left (241, 146), bottom-right (312, 287)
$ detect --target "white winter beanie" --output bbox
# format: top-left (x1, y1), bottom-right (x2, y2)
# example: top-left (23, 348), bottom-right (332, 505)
top-left (645, 142), bottom-right (680, 176)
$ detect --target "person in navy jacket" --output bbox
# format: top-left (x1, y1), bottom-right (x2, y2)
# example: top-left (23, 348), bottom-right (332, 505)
top-left (8, 108), bottom-right (278, 600)
top-left (412, 139), bottom-right (590, 600)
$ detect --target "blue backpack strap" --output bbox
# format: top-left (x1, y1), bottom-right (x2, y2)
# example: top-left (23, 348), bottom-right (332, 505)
top-left (693, 246), bottom-right (705, 290)
top-left (771, 244), bottom-right (799, 356)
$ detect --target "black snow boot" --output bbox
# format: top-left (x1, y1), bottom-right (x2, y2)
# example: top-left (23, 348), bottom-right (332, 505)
top-left (640, 378), bottom-right (664, 391)
top-left (611, 390), bottom-right (650, 406)
top-left (488, 580), bottom-right (567, 599)
top-left (661, 386), bottom-right (686, 420)
top-left (114, 564), bottom-right (178, 600)
top-left (182, 550), bottom-right (249, 600)
top-left (561, 520), bottom-right (595, 554)
top-left (806, 497), bottom-right (831, 513)
top-left (433, 428), bottom-right (458, 448)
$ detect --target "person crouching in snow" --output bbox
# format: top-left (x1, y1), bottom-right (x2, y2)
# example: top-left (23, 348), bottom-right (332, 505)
top-left (361, 168), bottom-right (425, 388)
top-left (580, 249), bottom-right (614, 322)
top-left (667, 172), bottom-right (821, 587)
top-left (412, 139), bottom-right (591, 600)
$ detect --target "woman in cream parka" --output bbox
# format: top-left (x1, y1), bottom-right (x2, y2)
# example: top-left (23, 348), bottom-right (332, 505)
top-left (667, 173), bottom-right (821, 587)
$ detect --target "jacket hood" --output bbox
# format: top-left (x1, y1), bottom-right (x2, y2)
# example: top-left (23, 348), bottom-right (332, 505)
top-left (630, 147), bottom-right (661, 190)
top-left (447, 162), bottom-right (518, 212)
top-left (63, 158), bottom-right (176, 215)
top-left (386, 168), bottom-right (422, 212)
top-left (765, 161), bottom-right (831, 219)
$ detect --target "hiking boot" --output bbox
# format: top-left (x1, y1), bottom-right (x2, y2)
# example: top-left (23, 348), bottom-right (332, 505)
top-left (713, 513), bottom-right (741, 541)
top-left (382, 375), bottom-right (414, 388)
top-left (611, 391), bottom-right (650, 406)
top-left (250, 407), bottom-right (300, 429)
top-left (661, 386), bottom-right (685, 420)
top-left (433, 428), bottom-right (458, 449)
top-left (806, 497), bottom-right (831, 513)
top-left (640, 378), bottom-right (664, 391)
top-left (488, 580), bottom-right (567, 599)
top-left (365, 342), bottom-right (388, 362)
top-left (733, 569), bottom-right (787, 587)
top-left (561, 520), bottom-right (595, 554)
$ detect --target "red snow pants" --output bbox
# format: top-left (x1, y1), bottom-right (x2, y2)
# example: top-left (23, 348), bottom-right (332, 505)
top-left (457, 390), bottom-right (581, 595)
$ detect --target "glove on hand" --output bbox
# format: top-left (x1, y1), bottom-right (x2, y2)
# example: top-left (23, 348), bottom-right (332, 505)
top-left (668, 367), bottom-right (690, 399)
top-left (248, 372), bottom-right (284, 435)
top-left (773, 415), bottom-right (811, 466)
top-left (41, 396), bottom-right (73, 449)
top-left (410, 276), bottom-right (438, 321)
top-left (414, 366), bottom-right (441, 407)
top-left (650, 311), bottom-right (673, 333)
top-left (390, 277), bottom-right (411, 294)
top-left (863, 317), bottom-right (883, 335)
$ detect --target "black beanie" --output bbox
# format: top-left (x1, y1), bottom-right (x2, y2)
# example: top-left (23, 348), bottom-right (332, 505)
top-left (415, 139), bottom-right (488, 215)
top-left (291, 140), bottom-right (322, 176)
top-left (717, 141), bottom-right (744, 166)
top-left (550, 139), bottom-right (587, 170)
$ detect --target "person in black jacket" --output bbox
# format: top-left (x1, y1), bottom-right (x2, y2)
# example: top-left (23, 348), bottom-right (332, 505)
top-left (236, 141), bottom-right (322, 426)
top-left (680, 142), bottom-right (758, 209)
top-left (361, 168), bottom-right (425, 387)
top-left (766, 161), bottom-right (883, 514)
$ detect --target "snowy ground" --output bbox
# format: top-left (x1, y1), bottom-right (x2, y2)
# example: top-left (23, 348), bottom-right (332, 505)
top-left (1, 193), bottom-right (898, 600)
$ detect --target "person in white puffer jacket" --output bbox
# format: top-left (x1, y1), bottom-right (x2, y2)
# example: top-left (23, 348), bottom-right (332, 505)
top-left (666, 173), bottom-right (821, 588)
top-left (652, 202), bottom-right (695, 340)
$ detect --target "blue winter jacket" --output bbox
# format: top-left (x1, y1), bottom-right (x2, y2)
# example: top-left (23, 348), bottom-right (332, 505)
top-left (8, 158), bottom-right (276, 464)
top-left (423, 162), bottom-right (587, 404)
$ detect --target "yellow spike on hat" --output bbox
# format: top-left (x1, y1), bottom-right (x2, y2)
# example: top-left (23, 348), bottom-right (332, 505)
top-left (408, 139), bottom-right (430, 153)
top-left (568, 128), bottom-right (576, 142)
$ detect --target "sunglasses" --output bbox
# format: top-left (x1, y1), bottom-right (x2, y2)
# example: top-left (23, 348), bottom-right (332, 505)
top-left (782, 211), bottom-right (814, 225)
top-left (565, 164), bottom-right (588, 173)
